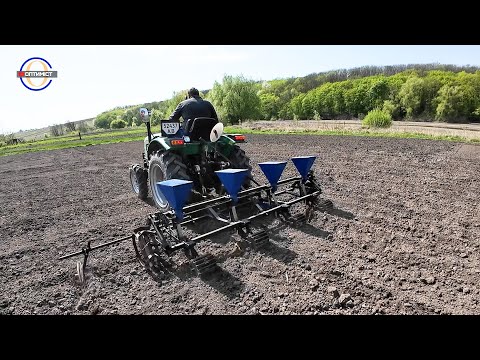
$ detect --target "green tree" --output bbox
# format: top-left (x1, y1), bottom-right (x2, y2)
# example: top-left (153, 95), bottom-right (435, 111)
top-left (344, 80), bottom-right (369, 116)
top-left (207, 75), bottom-right (261, 124)
top-left (94, 109), bottom-right (123, 129)
top-left (300, 89), bottom-right (318, 119)
top-left (161, 91), bottom-right (188, 119)
top-left (289, 94), bottom-right (307, 119)
top-left (150, 108), bottom-right (163, 126)
top-left (132, 116), bottom-right (142, 126)
top-left (398, 76), bottom-right (425, 118)
top-left (259, 93), bottom-right (280, 120)
top-left (382, 100), bottom-right (401, 119)
top-left (366, 76), bottom-right (389, 110)
top-left (435, 84), bottom-right (476, 122)
top-left (94, 113), bottom-right (112, 129)
top-left (121, 108), bottom-right (138, 126)
top-left (110, 119), bottom-right (127, 129)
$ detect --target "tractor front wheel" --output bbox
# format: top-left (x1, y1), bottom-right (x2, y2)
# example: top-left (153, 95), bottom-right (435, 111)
top-left (148, 151), bottom-right (191, 211)
top-left (130, 164), bottom-right (148, 200)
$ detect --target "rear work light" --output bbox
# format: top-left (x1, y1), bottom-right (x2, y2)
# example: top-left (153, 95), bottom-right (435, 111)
top-left (233, 135), bottom-right (246, 142)
top-left (170, 139), bottom-right (184, 146)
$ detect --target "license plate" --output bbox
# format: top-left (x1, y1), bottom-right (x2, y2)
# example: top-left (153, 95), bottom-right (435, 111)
top-left (161, 122), bottom-right (179, 135)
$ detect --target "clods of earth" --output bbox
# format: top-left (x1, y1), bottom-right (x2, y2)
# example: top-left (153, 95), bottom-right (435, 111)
top-left (0, 135), bottom-right (479, 315)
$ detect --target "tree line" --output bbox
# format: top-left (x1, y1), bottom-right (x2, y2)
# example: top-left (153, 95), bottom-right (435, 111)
top-left (93, 63), bottom-right (480, 130)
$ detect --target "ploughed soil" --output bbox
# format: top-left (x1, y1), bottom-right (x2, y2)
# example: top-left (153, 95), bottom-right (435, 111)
top-left (0, 134), bottom-right (479, 315)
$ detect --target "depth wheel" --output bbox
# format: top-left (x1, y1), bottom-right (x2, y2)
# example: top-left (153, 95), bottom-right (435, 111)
top-left (132, 230), bottom-right (169, 279)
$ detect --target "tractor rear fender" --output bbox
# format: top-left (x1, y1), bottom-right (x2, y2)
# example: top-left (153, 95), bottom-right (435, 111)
top-left (217, 134), bottom-right (243, 157)
top-left (146, 136), bottom-right (170, 159)
top-left (219, 134), bottom-right (236, 145)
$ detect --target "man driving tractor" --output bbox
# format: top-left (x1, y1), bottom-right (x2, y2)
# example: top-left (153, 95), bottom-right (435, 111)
top-left (169, 87), bottom-right (218, 135)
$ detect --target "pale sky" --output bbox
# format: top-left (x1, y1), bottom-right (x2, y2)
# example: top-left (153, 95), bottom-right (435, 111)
top-left (1, 45), bottom-right (480, 134)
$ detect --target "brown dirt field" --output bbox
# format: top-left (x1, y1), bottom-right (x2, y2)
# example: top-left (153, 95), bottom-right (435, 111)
top-left (0, 134), bottom-right (479, 315)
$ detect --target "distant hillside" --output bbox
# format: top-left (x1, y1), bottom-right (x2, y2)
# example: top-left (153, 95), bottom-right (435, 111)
top-left (14, 118), bottom-right (95, 141)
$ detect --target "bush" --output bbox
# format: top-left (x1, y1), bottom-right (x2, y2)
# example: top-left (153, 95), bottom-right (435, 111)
top-left (362, 109), bottom-right (393, 128)
top-left (110, 119), bottom-right (127, 129)
top-left (95, 117), bottom-right (111, 129)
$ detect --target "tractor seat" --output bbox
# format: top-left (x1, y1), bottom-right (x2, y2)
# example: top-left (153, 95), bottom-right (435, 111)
top-left (186, 117), bottom-right (218, 141)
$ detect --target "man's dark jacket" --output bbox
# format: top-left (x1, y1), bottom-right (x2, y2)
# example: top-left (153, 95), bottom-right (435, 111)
top-left (169, 96), bottom-right (218, 122)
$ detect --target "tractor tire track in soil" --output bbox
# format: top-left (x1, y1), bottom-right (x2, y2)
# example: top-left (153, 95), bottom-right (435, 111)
top-left (0, 135), bottom-right (479, 315)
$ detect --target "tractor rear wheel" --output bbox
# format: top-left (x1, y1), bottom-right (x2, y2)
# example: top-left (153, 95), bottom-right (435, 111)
top-left (130, 164), bottom-right (148, 200)
top-left (228, 145), bottom-right (252, 188)
top-left (149, 151), bottom-right (191, 211)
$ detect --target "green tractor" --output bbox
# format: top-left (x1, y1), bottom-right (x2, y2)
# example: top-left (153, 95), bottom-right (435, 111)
top-left (64, 108), bottom-right (334, 281)
top-left (129, 108), bottom-right (252, 210)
